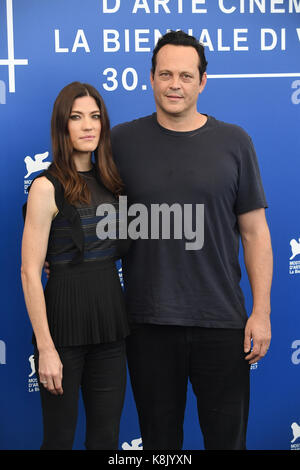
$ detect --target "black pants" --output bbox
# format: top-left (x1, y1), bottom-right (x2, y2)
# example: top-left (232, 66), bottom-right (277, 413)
top-left (126, 325), bottom-right (250, 450)
top-left (34, 340), bottom-right (126, 450)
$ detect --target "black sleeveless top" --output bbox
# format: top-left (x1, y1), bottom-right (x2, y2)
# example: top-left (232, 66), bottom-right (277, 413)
top-left (23, 165), bottom-right (130, 346)
top-left (46, 166), bottom-right (125, 266)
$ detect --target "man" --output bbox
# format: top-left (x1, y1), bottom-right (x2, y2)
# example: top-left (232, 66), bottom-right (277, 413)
top-left (112, 30), bottom-right (273, 450)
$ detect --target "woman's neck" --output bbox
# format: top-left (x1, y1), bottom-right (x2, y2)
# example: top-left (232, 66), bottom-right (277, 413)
top-left (72, 151), bottom-right (93, 172)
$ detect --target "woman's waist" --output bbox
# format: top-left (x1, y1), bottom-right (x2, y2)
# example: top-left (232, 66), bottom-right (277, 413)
top-left (47, 258), bottom-right (118, 277)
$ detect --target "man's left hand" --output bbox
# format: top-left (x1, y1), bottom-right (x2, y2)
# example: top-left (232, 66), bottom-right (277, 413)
top-left (244, 312), bottom-right (271, 364)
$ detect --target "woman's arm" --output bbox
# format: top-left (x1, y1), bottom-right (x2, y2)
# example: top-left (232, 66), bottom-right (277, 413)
top-left (21, 177), bottom-right (63, 395)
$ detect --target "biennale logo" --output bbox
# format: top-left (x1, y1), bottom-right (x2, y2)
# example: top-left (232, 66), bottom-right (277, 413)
top-left (289, 237), bottom-right (300, 275)
top-left (24, 151), bottom-right (51, 178)
top-left (28, 353), bottom-right (39, 392)
top-left (0, 0), bottom-right (29, 104)
top-left (291, 422), bottom-right (300, 443)
top-left (290, 238), bottom-right (300, 260)
top-left (28, 354), bottom-right (35, 377)
top-left (122, 437), bottom-right (143, 450)
top-left (24, 151), bottom-right (51, 193)
top-left (291, 421), bottom-right (300, 450)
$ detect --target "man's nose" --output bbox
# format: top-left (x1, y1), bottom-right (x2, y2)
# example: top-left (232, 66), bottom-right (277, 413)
top-left (169, 75), bottom-right (181, 89)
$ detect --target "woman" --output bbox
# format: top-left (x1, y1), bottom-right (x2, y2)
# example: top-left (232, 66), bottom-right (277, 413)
top-left (21, 82), bottom-right (129, 450)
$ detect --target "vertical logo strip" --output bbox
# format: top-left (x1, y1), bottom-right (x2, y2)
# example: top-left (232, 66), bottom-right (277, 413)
top-left (0, 0), bottom-right (28, 93)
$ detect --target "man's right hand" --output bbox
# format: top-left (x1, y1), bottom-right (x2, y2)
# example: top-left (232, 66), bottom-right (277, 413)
top-left (44, 261), bottom-right (50, 279)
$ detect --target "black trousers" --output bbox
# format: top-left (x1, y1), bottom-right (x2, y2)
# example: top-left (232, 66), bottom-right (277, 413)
top-left (126, 325), bottom-right (250, 450)
top-left (34, 340), bottom-right (126, 450)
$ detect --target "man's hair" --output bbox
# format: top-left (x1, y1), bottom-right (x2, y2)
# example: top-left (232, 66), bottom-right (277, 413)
top-left (151, 30), bottom-right (208, 82)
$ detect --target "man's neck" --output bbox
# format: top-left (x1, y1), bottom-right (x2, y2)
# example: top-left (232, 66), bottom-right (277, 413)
top-left (156, 111), bottom-right (207, 132)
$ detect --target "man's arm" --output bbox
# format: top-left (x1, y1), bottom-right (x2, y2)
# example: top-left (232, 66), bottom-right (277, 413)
top-left (238, 208), bottom-right (273, 364)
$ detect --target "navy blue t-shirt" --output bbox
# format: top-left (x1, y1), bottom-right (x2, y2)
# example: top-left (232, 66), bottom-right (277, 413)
top-left (111, 114), bottom-right (267, 328)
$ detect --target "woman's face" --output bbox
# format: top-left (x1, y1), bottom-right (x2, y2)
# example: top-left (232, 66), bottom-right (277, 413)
top-left (68, 95), bottom-right (101, 154)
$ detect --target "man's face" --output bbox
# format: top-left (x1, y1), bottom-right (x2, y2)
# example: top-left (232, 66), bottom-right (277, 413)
top-left (150, 44), bottom-right (206, 119)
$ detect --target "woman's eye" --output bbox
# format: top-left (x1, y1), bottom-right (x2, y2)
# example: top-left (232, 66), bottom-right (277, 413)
top-left (69, 114), bottom-right (100, 120)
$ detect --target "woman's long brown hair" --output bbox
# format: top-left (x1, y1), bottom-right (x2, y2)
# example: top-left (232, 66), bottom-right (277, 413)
top-left (49, 81), bottom-right (123, 204)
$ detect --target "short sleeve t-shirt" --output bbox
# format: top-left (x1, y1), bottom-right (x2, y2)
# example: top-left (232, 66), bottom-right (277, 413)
top-left (111, 114), bottom-right (267, 328)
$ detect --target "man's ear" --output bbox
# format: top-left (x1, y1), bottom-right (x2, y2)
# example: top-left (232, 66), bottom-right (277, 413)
top-left (150, 70), bottom-right (154, 89)
top-left (199, 72), bottom-right (207, 94)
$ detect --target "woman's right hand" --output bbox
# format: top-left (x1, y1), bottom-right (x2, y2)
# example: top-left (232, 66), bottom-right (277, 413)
top-left (38, 348), bottom-right (63, 395)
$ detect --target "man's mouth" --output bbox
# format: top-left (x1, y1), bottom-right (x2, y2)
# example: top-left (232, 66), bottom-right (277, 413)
top-left (166, 95), bottom-right (183, 100)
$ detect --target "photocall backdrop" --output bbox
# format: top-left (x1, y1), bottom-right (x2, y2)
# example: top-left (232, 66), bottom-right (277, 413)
top-left (0, 0), bottom-right (299, 451)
